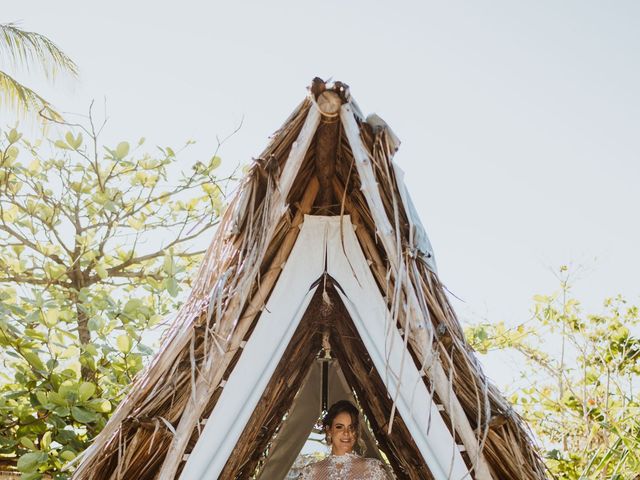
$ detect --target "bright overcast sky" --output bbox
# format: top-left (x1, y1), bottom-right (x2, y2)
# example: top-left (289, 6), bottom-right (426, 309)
top-left (3, 1), bottom-right (639, 386)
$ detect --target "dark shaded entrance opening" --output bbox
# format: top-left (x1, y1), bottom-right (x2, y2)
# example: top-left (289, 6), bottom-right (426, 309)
top-left (219, 279), bottom-right (438, 480)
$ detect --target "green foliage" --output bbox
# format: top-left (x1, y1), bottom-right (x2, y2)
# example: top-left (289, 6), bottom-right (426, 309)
top-left (466, 268), bottom-right (640, 479)
top-left (0, 120), bottom-right (229, 478)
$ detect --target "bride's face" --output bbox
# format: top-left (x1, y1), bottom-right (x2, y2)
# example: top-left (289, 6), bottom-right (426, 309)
top-left (327, 411), bottom-right (356, 455)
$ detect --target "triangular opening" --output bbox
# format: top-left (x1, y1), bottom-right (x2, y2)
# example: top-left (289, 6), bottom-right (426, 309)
top-left (279, 360), bottom-right (384, 477)
top-left (179, 215), bottom-right (471, 480)
top-left (221, 282), bottom-right (437, 479)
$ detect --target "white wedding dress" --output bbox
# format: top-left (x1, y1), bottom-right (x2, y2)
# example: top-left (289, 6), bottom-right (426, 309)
top-left (298, 452), bottom-right (393, 480)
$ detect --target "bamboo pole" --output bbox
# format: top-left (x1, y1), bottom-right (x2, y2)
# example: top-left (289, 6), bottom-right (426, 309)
top-left (332, 178), bottom-right (386, 288)
top-left (340, 104), bottom-right (494, 480)
top-left (333, 179), bottom-right (474, 477)
top-left (314, 90), bottom-right (341, 208)
top-left (234, 177), bottom-right (319, 324)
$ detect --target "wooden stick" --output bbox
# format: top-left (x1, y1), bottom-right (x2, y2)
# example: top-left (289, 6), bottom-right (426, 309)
top-left (236, 176), bottom-right (318, 323)
top-left (314, 91), bottom-right (341, 208)
top-left (332, 178), bottom-right (386, 288)
top-left (161, 178), bottom-right (319, 477)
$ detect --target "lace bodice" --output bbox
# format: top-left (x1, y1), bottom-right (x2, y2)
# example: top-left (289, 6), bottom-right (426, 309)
top-left (297, 452), bottom-right (393, 480)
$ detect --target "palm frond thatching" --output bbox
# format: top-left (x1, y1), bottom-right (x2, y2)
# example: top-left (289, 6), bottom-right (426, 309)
top-left (71, 79), bottom-right (549, 480)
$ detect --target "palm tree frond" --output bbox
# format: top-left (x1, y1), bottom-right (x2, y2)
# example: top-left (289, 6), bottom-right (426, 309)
top-left (0, 22), bottom-right (79, 81)
top-left (0, 69), bottom-right (63, 122)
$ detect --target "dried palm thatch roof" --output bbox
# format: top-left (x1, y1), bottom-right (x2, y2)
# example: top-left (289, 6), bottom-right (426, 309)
top-left (72, 79), bottom-right (548, 480)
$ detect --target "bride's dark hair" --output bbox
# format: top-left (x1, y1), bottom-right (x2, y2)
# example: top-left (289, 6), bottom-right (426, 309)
top-left (322, 400), bottom-right (360, 437)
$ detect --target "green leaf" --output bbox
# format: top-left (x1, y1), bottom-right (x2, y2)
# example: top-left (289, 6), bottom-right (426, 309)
top-left (35, 391), bottom-right (48, 407)
top-left (23, 350), bottom-right (45, 372)
top-left (84, 344), bottom-right (98, 356)
top-left (87, 398), bottom-right (111, 413)
top-left (210, 156), bottom-right (222, 169)
top-left (47, 391), bottom-right (67, 407)
top-left (78, 381), bottom-right (96, 402)
top-left (202, 182), bottom-right (218, 195)
top-left (115, 141), bottom-right (130, 160)
top-left (126, 217), bottom-right (144, 230)
top-left (17, 451), bottom-right (48, 473)
top-left (58, 382), bottom-right (78, 402)
top-left (53, 406), bottom-right (70, 417)
top-left (148, 314), bottom-right (163, 327)
top-left (163, 255), bottom-right (175, 275)
top-left (138, 343), bottom-right (154, 355)
top-left (20, 437), bottom-right (36, 450)
top-left (42, 309), bottom-right (59, 328)
top-left (74, 132), bottom-right (83, 148)
top-left (54, 139), bottom-right (70, 150)
top-left (124, 298), bottom-right (143, 315)
top-left (546, 448), bottom-right (562, 460)
top-left (64, 131), bottom-right (82, 149)
top-left (40, 431), bottom-right (52, 450)
top-left (87, 316), bottom-right (104, 332)
top-left (165, 277), bottom-right (179, 297)
top-left (5, 145), bottom-right (19, 162)
top-left (71, 406), bottom-right (97, 424)
top-left (95, 264), bottom-right (108, 280)
top-left (60, 450), bottom-right (76, 461)
top-left (116, 333), bottom-right (132, 354)
top-left (103, 200), bottom-right (118, 213)
top-left (7, 128), bottom-right (22, 143)
top-left (28, 159), bottom-right (42, 174)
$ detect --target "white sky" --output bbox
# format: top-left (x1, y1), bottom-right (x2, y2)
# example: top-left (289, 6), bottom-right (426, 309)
top-left (3, 1), bottom-right (639, 387)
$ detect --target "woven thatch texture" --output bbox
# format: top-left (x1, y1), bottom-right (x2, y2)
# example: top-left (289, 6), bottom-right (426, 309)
top-left (72, 84), bottom-right (548, 480)
top-left (336, 115), bottom-right (548, 480)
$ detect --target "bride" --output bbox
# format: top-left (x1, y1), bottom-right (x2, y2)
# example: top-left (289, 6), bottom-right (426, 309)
top-left (298, 400), bottom-right (394, 480)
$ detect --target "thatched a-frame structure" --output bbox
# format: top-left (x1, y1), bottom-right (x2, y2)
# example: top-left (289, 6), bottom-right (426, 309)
top-left (72, 79), bottom-right (548, 480)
